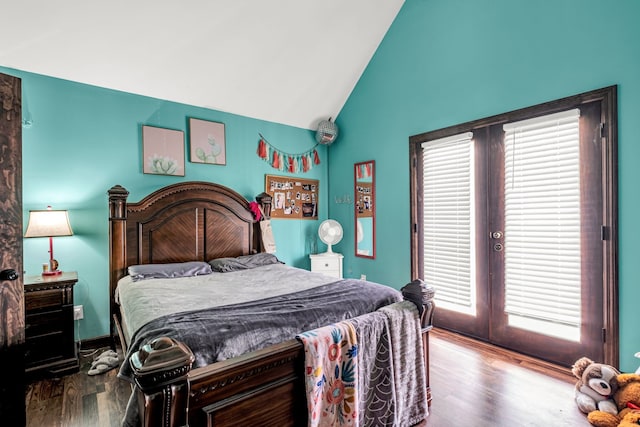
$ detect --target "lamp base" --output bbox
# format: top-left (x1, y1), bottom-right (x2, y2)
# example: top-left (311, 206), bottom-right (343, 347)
top-left (42, 258), bottom-right (61, 276)
top-left (42, 270), bottom-right (63, 276)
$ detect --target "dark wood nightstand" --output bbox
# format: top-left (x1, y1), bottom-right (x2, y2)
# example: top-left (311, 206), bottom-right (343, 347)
top-left (24, 271), bottom-right (79, 378)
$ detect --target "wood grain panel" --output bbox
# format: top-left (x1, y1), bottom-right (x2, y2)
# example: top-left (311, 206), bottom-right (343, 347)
top-left (0, 72), bottom-right (23, 345)
top-left (0, 71), bottom-right (25, 425)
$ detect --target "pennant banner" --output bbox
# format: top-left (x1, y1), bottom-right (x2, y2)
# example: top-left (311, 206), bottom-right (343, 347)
top-left (356, 162), bottom-right (373, 179)
top-left (257, 134), bottom-right (320, 173)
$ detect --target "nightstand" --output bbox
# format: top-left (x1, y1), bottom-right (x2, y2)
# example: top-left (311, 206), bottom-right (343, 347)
top-left (24, 271), bottom-right (79, 378)
top-left (309, 253), bottom-right (344, 279)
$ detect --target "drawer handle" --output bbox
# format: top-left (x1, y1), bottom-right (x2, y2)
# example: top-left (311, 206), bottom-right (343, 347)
top-left (324, 263), bottom-right (329, 267)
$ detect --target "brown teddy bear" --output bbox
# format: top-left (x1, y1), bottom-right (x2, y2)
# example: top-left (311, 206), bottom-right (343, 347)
top-left (588, 408), bottom-right (640, 427)
top-left (615, 410), bottom-right (640, 427)
top-left (588, 373), bottom-right (640, 427)
top-left (572, 357), bottom-right (620, 415)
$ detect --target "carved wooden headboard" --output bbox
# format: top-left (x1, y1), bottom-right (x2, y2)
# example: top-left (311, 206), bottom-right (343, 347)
top-left (107, 181), bottom-right (272, 338)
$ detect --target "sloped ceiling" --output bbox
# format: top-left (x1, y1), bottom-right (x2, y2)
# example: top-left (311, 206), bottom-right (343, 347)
top-left (0, 1), bottom-right (404, 129)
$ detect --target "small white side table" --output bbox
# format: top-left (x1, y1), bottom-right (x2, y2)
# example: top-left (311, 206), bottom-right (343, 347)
top-left (309, 253), bottom-right (344, 279)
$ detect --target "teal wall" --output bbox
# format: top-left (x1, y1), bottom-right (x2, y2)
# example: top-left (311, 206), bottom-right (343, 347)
top-left (2, 67), bottom-right (327, 341)
top-left (330, 0), bottom-right (640, 372)
top-left (4, 0), bottom-right (639, 372)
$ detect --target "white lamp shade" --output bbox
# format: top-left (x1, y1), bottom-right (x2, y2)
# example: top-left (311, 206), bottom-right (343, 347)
top-left (24, 209), bottom-right (73, 238)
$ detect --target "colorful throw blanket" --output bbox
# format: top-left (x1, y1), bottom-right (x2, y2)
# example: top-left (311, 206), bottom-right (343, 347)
top-left (298, 301), bottom-right (428, 427)
top-left (298, 322), bottom-right (360, 427)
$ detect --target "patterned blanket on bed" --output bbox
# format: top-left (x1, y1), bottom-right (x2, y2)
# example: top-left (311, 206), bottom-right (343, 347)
top-left (298, 300), bottom-right (428, 427)
top-left (298, 322), bottom-right (359, 427)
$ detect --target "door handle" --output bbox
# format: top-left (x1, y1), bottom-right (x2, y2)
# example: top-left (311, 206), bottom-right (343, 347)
top-left (0, 269), bottom-right (19, 281)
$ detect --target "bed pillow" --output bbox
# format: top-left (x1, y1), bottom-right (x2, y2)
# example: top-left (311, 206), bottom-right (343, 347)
top-left (128, 261), bottom-right (213, 281)
top-left (208, 253), bottom-right (282, 273)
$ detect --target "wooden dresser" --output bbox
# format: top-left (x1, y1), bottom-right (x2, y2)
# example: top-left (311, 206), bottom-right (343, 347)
top-left (24, 271), bottom-right (79, 378)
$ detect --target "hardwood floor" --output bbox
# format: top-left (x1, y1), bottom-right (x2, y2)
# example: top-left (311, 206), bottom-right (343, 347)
top-left (428, 329), bottom-right (590, 427)
top-left (25, 330), bottom-right (591, 426)
top-left (26, 346), bottom-right (129, 427)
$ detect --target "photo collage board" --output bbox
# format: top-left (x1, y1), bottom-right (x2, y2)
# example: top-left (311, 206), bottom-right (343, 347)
top-left (265, 174), bottom-right (318, 219)
top-left (356, 182), bottom-right (374, 218)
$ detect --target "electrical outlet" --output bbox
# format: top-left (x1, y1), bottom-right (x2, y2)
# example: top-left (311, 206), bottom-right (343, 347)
top-left (360, 274), bottom-right (366, 280)
top-left (73, 305), bottom-right (84, 320)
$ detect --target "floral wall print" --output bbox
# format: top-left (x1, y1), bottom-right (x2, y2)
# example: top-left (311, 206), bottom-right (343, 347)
top-left (189, 118), bottom-right (226, 165)
top-left (142, 125), bottom-right (185, 176)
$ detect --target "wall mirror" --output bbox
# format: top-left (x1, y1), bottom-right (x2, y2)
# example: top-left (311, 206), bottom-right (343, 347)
top-left (354, 160), bottom-right (375, 259)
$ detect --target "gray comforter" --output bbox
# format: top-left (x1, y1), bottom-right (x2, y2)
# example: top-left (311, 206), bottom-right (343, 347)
top-left (118, 278), bottom-right (402, 382)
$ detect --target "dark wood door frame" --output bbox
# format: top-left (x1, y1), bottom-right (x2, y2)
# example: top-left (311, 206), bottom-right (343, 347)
top-left (409, 86), bottom-right (618, 367)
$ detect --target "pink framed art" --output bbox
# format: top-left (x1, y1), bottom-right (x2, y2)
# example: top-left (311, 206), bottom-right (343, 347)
top-left (142, 125), bottom-right (185, 176)
top-left (189, 118), bottom-right (226, 165)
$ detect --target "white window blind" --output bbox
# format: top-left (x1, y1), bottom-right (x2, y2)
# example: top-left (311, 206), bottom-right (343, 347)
top-left (422, 132), bottom-right (475, 315)
top-left (503, 109), bottom-right (582, 341)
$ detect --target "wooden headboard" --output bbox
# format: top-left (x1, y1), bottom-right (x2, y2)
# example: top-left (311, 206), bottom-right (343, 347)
top-left (107, 181), bottom-right (272, 339)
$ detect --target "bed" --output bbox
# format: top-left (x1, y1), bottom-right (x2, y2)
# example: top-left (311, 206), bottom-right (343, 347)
top-left (108, 181), bottom-right (435, 427)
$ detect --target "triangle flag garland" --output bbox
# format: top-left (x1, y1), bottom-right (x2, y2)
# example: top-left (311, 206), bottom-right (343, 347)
top-left (257, 134), bottom-right (320, 173)
top-left (356, 162), bottom-right (373, 179)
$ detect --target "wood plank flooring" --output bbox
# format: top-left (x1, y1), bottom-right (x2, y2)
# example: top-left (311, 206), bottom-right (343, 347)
top-left (25, 330), bottom-right (591, 426)
top-left (428, 329), bottom-right (590, 427)
top-left (26, 347), bottom-right (129, 427)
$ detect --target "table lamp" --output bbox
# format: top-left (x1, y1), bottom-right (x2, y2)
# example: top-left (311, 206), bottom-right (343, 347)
top-left (24, 206), bottom-right (73, 276)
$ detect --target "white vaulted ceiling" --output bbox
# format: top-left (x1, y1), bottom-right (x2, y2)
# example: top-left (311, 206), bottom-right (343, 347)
top-left (0, 1), bottom-right (404, 129)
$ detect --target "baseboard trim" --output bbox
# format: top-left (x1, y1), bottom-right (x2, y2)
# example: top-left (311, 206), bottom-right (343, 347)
top-left (77, 335), bottom-right (113, 352)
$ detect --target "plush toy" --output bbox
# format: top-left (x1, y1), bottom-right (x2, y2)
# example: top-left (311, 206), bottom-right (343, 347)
top-left (618, 410), bottom-right (640, 427)
top-left (587, 373), bottom-right (640, 427)
top-left (589, 409), bottom-right (640, 427)
top-left (602, 410), bottom-right (640, 427)
top-left (572, 357), bottom-right (620, 415)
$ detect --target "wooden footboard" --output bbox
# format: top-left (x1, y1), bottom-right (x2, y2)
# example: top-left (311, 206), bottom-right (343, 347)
top-left (129, 282), bottom-right (435, 427)
top-left (130, 337), bottom-right (305, 426)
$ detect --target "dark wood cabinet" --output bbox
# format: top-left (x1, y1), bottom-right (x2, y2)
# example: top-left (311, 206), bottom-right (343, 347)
top-left (24, 272), bottom-right (79, 378)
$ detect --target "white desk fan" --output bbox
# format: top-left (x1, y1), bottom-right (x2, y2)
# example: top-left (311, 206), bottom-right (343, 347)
top-left (318, 219), bottom-right (343, 254)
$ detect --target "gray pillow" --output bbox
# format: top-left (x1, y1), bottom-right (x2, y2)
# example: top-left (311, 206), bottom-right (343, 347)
top-left (208, 253), bottom-right (282, 273)
top-left (128, 261), bottom-right (213, 281)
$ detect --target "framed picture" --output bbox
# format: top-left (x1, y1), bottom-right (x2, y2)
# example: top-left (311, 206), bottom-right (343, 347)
top-left (142, 125), bottom-right (185, 176)
top-left (189, 118), bottom-right (226, 165)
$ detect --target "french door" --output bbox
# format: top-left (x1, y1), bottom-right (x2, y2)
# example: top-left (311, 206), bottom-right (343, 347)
top-left (409, 87), bottom-right (618, 367)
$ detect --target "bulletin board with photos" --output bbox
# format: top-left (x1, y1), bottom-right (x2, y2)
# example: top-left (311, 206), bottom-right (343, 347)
top-left (356, 182), bottom-right (374, 218)
top-left (265, 174), bottom-right (319, 219)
